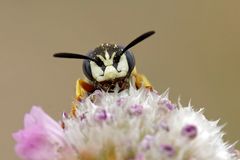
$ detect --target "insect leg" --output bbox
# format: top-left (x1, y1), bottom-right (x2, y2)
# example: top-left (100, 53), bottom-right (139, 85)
top-left (132, 68), bottom-right (153, 90)
top-left (71, 79), bottom-right (94, 117)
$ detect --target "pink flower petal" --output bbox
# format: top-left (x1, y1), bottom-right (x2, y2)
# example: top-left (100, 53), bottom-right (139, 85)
top-left (13, 106), bottom-right (69, 160)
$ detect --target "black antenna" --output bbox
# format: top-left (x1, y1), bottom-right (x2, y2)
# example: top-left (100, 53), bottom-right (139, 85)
top-left (120, 31), bottom-right (155, 56)
top-left (53, 53), bottom-right (96, 62)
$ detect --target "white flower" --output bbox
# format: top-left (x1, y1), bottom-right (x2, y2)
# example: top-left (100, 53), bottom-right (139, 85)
top-left (60, 84), bottom-right (238, 160)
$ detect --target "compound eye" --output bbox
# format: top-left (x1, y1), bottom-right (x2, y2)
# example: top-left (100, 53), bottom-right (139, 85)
top-left (83, 59), bottom-right (94, 81)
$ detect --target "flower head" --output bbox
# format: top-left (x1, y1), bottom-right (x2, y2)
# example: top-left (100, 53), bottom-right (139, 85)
top-left (13, 84), bottom-right (239, 160)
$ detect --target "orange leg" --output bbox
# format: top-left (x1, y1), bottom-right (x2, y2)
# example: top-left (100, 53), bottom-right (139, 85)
top-left (75, 79), bottom-right (94, 101)
top-left (131, 68), bottom-right (153, 90)
top-left (71, 79), bottom-right (94, 116)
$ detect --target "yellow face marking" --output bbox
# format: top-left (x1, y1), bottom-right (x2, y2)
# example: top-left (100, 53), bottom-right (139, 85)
top-left (105, 50), bottom-right (110, 60)
top-left (90, 61), bottom-right (104, 80)
top-left (91, 51), bottom-right (129, 82)
top-left (96, 51), bottom-right (116, 66)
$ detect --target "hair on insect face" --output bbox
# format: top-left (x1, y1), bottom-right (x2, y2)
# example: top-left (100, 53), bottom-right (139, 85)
top-left (53, 31), bottom-right (155, 83)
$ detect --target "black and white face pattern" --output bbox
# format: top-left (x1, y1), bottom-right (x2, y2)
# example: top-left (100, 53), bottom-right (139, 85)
top-left (83, 43), bottom-right (135, 82)
top-left (54, 31), bottom-right (155, 90)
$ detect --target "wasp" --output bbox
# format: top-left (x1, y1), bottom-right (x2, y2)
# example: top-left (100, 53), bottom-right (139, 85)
top-left (53, 31), bottom-right (155, 102)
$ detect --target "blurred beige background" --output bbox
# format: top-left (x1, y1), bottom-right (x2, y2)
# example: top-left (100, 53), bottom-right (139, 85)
top-left (0, 1), bottom-right (239, 159)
